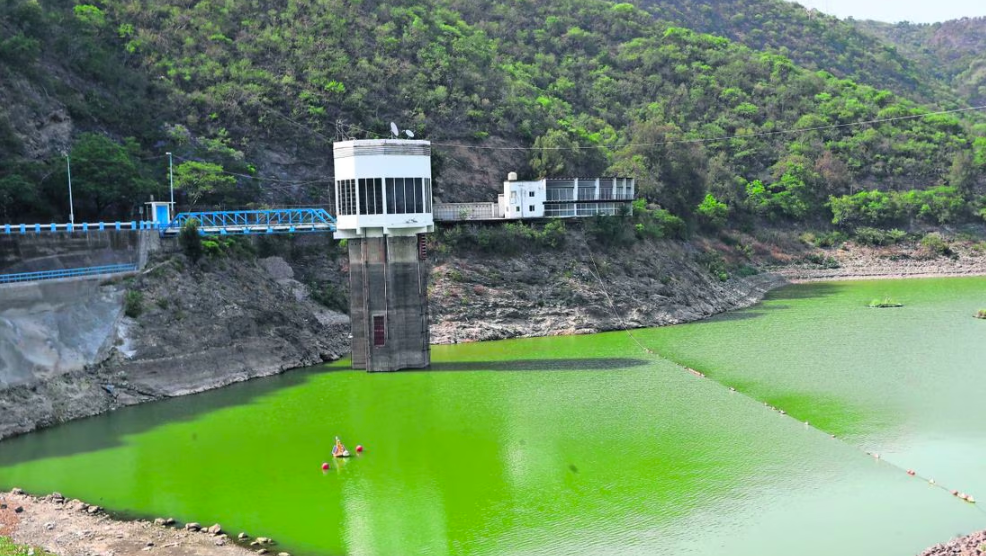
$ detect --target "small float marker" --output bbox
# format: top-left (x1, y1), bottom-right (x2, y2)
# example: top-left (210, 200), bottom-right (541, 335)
top-left (906, 470), bottom-right (916, 476)
top-left (321, 462), bottom-right (329, 471)
top-left (355, 445), bottom-right (364, 453)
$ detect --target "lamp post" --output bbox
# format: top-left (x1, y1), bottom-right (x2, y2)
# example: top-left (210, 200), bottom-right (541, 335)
top-left (66, 154), bottom-right (75, 225)
top-left (166, 151), bottom-right (174, 216)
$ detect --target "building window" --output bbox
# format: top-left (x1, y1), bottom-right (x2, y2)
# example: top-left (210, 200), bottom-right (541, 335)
top-left (529, 205), bottom-right (535, 212)
top-left (384, 177), bottom-right (429, 214)
top-left (529, 191), bottom-right (535, 197)
top-left (336, 179), bottom-right (357, 215)
top-left (515, 206), bottom-right (520, 212)
top-left (373, 315), bottom-right (385, 347)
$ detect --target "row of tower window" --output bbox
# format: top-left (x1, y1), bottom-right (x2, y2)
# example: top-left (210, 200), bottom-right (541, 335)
top-left (336, 178), bottom-right (433, 216)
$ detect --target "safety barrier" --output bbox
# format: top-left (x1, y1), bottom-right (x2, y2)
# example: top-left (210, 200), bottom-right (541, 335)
top-left (0, 263), bottom-right (138, 284)
top-left (160, 208), bottom-right (337, 236)
top-left (1, 222), bottom-right (157, 234)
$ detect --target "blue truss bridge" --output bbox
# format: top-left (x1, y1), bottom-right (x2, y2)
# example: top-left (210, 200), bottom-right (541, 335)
top-left (159, 208), bottom-right (337, 236)
top-left (1, 208), bottom-right (337, 237)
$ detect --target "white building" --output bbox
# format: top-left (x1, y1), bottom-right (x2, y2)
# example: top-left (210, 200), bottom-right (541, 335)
top-left (332, 139), bottom-right (435, 240)
top-left (433, 173), bottom-right (635, 222)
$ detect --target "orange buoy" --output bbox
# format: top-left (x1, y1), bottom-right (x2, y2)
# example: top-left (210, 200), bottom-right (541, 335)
top-left (355, 445), bottom-right (364, 453)
top-left (321, 462), bottom-right (329, 470)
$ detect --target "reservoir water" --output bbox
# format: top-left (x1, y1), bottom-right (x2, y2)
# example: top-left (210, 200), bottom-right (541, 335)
top-left (1, 277), bottom-right (985, 555)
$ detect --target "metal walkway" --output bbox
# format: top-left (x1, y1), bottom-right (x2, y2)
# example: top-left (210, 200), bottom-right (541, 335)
top-left (160, 208), bottom-right (337, 236)
top-left (1, 208), bottom-right (338, 237)
top-left (0, 263), bottom-right (138, 285)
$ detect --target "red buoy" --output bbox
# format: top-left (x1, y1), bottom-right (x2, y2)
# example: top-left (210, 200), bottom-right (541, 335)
top-left (355, 445), bottom-right (364, 453)
top-left (321, 462), bottom-right (329, 470)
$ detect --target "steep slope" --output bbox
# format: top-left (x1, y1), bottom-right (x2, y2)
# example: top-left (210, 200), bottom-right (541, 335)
top-left (856, 17), bottom-right (986, 107)
top-left (629, 0), bottom-right (955, 105)
top-left (0, 0), bottom-right (983, 227)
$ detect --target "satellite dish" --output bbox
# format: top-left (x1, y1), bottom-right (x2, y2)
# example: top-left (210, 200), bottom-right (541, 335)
top-left (404, 130), bottom-right (415, 138)
top-left (390, 122), bottom-right (399, 137)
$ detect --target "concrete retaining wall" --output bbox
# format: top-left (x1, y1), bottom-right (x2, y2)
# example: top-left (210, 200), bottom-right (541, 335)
top-left (0, 231), bottom-right (148, 274)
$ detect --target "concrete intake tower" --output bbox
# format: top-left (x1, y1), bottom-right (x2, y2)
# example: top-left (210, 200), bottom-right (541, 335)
top-left (333, 139), bottom-right (434, 372)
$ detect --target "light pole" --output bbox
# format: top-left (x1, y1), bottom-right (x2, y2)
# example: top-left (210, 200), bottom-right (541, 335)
top-left (65, 154), bottom-right (75, 225)
top-left (166, 151), bottom-right (174, 214)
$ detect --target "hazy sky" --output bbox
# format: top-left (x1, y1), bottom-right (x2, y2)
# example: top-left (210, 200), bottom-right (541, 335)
top-left (801, 0), bottom-right (986, 23)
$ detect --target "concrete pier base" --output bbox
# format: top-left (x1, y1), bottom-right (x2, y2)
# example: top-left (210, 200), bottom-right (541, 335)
top-left (348, 235), bottom-right (430, 372)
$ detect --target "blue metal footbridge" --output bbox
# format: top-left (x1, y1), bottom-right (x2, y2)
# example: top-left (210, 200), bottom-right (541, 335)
top-left (1, 208), bottom-right (337, 285)
top-left (160, 208), bottom-right (336, 236)
top-left (1, 208), bottom-right (337, 237)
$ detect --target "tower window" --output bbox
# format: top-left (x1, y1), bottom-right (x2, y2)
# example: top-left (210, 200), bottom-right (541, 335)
top-left (529, 205), bottom-right (535, 212)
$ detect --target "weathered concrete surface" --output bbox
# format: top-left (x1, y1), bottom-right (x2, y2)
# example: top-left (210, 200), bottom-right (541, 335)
top-left (349, 236), bottom-right (430, 372)
top-left (0, 231), bottom-right (142, 274)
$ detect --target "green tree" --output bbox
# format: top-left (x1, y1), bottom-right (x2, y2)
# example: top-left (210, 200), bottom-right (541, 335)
top-left (69, 133), bottom-right (152, 219)
top-left (0, 174), bottom-right (37, 220)
top-left (696, 193), bottom-right (729, 230)
top-left (173, 161), bottom-right (237, 205)
top-left (947, 151), bottom-right (978, 195)
top-left (609, 119), bottom-right (707, 219)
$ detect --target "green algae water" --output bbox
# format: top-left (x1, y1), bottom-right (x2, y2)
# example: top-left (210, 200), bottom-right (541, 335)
top-left (2, 277), bottom-right (985, 555)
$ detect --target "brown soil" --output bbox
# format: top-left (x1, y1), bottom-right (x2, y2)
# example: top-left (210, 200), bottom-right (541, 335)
top-left (0, 490), bottom-right (275, 556)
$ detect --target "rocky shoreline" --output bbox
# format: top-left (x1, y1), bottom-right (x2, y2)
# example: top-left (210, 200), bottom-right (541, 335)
top-left (0, 489), bottom-right (270, 556)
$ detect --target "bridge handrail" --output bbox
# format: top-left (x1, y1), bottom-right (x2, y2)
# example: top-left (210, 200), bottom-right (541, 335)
top-left (2, 221), bottom-right (156, 234)
top-left (162, 208), bottom-right (337, 233)
top-left (0, 263), bottom-right (138, 284)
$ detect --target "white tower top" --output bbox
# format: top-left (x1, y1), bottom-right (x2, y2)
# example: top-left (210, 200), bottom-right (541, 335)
top-left (333, 139), bottom-right (435, 239)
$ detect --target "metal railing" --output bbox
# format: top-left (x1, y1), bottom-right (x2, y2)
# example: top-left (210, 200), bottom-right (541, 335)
top-left (2, 222), bottom-right (157, 234)
top-left (161, 208), bottom-right (337, 235)
top-left (0, 263), bottom-right (138, 284)
top-left (544, 191), bottom-right (635, 202)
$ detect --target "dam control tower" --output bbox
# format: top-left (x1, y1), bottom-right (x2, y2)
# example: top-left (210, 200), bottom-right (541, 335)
top-left (333, 139), bottom-right (434, 372)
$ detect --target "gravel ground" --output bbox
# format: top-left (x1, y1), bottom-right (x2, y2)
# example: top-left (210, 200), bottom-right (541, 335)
top-left (0, 490), bottom-right (279, 556)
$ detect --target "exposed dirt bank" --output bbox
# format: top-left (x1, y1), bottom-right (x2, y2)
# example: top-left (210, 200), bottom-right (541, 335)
top-left (428, 232), bottom-right (786, 344)
top-left (1, 490), bottom-right (267, 556)
top-left (769, 240), bottom-right (986, 283)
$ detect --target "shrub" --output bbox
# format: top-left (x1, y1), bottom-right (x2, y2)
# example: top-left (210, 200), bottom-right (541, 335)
top-left (178, 218), bottom-right (203, 261)
top-left (854, 227), bottom-right (906, 246)
top-left (310, 282), bottom-right (348, 313)
top-left (587, 214), bottom-right (634, 247)
top-left (696, 250), bottom-right (729, 281)
top-left (124, 290), bottom-right (143, 318)
top-left (696, 193), bottom-right (729, 230)
top-left (920, 232), bottom-right (951, 257)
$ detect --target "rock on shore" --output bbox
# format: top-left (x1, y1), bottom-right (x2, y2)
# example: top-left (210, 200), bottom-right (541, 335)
top-left (0, 490), bottom-right (254, 556)
top-left (918, 529), bottom-right (986, 556)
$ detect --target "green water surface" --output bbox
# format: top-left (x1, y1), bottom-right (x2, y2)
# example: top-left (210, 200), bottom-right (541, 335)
top-left (1, 278), bottom-right (985, 555)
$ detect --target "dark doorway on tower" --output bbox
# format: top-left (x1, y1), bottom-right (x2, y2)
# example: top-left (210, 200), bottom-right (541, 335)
top-left (373, 315), bottom-right (386, 347)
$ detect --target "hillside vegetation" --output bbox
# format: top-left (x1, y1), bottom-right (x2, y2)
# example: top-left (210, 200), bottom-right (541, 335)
top-left (635, 0), bottom-right (953, 104)
top-left (0, 0), bottom-right (984, 234)
top-left (856, 17), bottom-right (986, 108)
